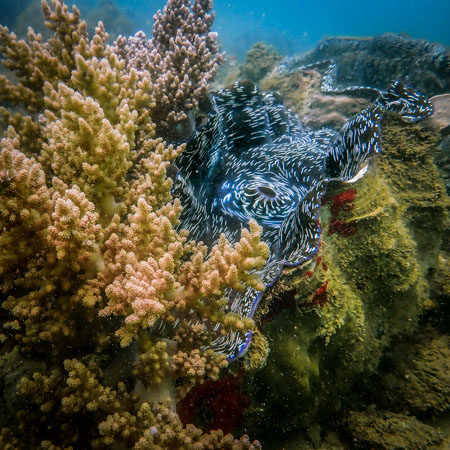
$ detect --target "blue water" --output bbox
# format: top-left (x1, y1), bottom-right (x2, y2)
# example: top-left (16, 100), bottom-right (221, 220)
top-left (114, 0), bottom-right (450, 58)
top-left (1, 0), bottom-right (449, 59)
top-left (212, 0), bottom-right (450, 58)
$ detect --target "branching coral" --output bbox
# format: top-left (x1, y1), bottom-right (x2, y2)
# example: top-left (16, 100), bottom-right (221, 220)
top-left (113, 0), bottom-right (225, 134)
top-left (0, 0), bottom-right (264, 447)
top-left (16, 357), bottom-right (261, 448)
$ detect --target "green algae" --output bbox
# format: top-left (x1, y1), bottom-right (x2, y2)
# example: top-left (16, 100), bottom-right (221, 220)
top-left (377, 331), bottom-right (450, 416)
top-left (379, 115), bottom-right (448, 269)
top-left (244, 117), bottom-right (449, 445)
top-left (239, 42), bottom-right (281, 84)
top-left (344, 409), bottom-right (445, 450)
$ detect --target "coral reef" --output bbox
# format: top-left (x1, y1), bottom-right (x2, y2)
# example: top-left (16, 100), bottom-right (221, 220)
top-left (172, 76), bottom-right (437, 360)
top-left (0, 0), bottom-right (263, 447)
top-left (157, 37), bottom-right (447, 443)
top-left (1, 1), bottom-right (448, 447)
top-left (377, 331), bottom-right (450, 416)
top-left (113, 0), bottom-right (225, 136)
top-left (377, 115), bottom-right (448, 268)
top-left (260, 68), bottom-right (323, 118)
top-left (427, 94), bottom-right (450, 194)
top-left (302, 94), bottom-right (371, 130)
top-left (260, 66), bottom-right (371, 130)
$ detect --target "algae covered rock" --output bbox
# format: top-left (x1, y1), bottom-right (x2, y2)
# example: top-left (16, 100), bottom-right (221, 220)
top-left (244, 104), bottom-right (449, 445)
top-left (239, 42), bottom-right (281, 83)
top-left (378, 115), bottom-right (448, 262)
top-left (247, 169), bottom-right (426, 439)
top-left (344, 409), bottom-right (444, 450)
top-left (378, 332), bottom-right (450, 416)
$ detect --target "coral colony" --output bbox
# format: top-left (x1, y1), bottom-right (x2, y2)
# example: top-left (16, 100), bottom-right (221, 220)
top-left (0, 0), bottom-right (446, 447)
top-left (0, 0), bottom-right (263, 447)
top-left (114, 0), bottom-right (225, 135)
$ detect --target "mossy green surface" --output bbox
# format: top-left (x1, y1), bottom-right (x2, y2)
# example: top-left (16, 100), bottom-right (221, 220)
top-left (379, 115), bottom-right (448, 269)
top-left (239, 42), bottom-right (281, 83)
top-left (377, 331), bottom-right (450, 416)
top-left (245, 118), bottom-right (449, 446)
top-left (344, 409), bottom-right (445, 450)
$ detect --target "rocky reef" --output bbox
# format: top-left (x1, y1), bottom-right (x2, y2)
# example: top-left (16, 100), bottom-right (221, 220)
top-left (343, 409), bottom-right (445, 450)
top-left (243, 113), bottom-right (448, 446)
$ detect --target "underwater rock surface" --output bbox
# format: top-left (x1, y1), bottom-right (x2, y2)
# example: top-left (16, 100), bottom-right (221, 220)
top-left (344, 409), bottom-right (445, 450)
top-left (279, 33), bottom-right (450, 97)
top-left (239, 42), bottom-right (281, 83)
top-left (378, 332), bottom-right (450, 416)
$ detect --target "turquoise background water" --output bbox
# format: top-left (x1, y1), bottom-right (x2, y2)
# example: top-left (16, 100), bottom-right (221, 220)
top-left (1, 0), bottom-right (449, 58)
top-left (117, 0), bottom-right (450, 58)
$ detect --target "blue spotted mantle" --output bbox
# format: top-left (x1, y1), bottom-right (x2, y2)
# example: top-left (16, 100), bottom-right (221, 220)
top-left (172, 80), bottom-right (433, 361)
